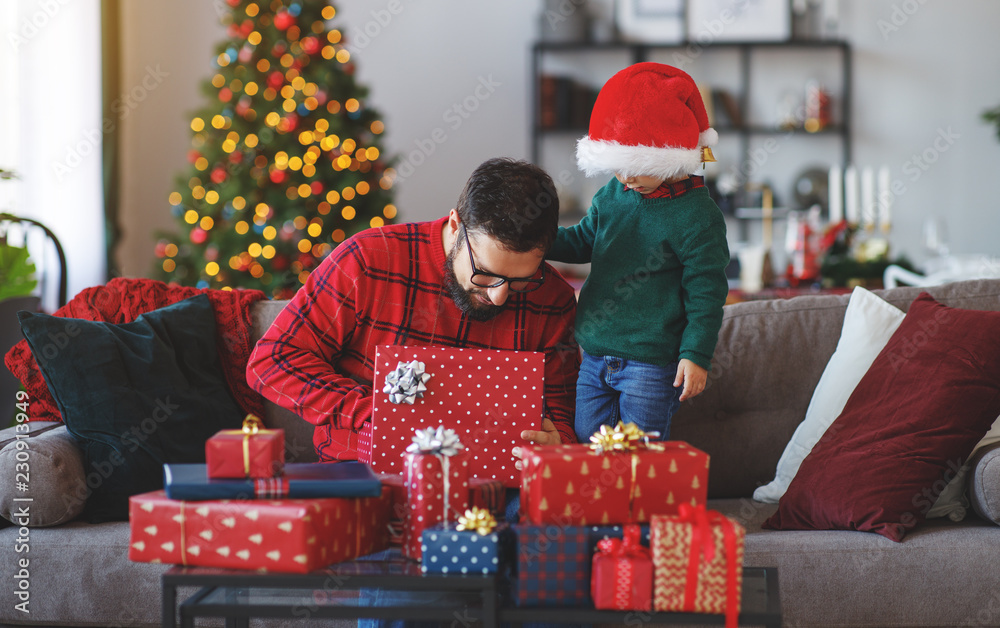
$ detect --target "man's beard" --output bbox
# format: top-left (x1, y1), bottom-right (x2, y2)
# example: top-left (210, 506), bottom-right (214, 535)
top-left (444, 243), bottom-right (504, 322)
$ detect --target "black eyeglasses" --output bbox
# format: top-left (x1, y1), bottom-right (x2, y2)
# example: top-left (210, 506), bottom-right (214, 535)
top-left (462, 226), bottom-right (545, 293)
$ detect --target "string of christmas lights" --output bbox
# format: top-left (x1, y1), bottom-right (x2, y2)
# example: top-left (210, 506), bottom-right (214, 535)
top-left (154, 0), bottom-right (396, 298)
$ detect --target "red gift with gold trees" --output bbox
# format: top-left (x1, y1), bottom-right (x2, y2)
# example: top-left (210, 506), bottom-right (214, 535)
top-left (520, 422), bottom-right (709, 526)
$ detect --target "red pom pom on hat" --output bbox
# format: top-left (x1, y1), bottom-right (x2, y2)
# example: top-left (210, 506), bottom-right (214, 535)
top-left (576, 62), bottom-right (717, 180)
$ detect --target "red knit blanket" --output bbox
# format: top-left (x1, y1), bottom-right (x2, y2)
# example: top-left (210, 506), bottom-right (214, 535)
top-left (4, 277), bottom-right (267, 421)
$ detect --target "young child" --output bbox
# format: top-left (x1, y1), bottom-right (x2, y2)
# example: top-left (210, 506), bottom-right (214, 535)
top-left (547, 62), bottom-right (730, 442)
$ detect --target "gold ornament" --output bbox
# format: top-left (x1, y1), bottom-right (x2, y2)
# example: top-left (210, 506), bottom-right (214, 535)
top-left (456, 507), bottom-right (497, 536)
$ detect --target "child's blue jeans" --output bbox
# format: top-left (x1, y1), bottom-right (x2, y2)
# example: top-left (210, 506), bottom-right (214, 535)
top-left (574, 349), bottom-right (681, 443)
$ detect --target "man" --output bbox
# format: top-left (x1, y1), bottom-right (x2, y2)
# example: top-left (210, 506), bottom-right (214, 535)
top-left (247, 157), bottom-right (580, 470)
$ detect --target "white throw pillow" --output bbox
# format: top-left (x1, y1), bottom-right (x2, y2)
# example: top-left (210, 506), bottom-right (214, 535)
top-left (754, 285), bottom-right (1000, 522)
top-left (753, 286), bottom-right (905, 503)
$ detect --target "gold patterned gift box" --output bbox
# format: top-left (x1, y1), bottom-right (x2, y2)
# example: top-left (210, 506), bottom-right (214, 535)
top-left (519, 424), bottom-right (709, 526)
top-left (650, 505), bottom-right (745, 628)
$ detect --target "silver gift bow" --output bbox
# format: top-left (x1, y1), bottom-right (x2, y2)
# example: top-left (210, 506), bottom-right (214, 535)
top-left (405, 425), bottom-right (465, 457)
top-left (383, 359), bottom-right (432, 405)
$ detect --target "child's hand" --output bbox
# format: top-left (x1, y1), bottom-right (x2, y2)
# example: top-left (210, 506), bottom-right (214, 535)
top-left (674, 359), bottom-right (707, 402)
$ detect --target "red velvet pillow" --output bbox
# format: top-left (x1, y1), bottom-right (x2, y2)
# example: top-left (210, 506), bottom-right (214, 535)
top-left (763, 292), bottom-right (1000, 541)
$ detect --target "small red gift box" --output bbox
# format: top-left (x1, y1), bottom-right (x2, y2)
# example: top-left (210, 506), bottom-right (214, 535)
top-left (205, 414), bottom-right (284, 479)
top-left (651, 505), bottom-right (746, 628)
top-left (591, 524), bottom-right (653, 611)
top-left (380, 473), bottom-right (506, 545)
top-left (520, 428), bottom-right (709, 525)
top-left (360, 345), bottom-right (544, 487)
top-left (128, 488), bottom-right (391, 573)
top-left (402, 446), bottom-right (470, 560)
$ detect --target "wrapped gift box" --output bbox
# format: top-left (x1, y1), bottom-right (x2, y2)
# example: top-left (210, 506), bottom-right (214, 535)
top-left (651, 506), bottom-right (746, 628)
top-left (205, 416), bottom-right (284, 479)
top-left (419, 519), bottom-right (513, 575)
top-left (591, 525), bottom-right (653, 611)
top-left (520, 440), bottom-right (709, 525)
top-left (511, 524), bottom-right (591, 607)
top-left (402, 449), bottom-right (469, 560)
top-left (380, 473), bottom-right (506, 546)
top-left (165, 461), bottom-right (382, 501)
top-left (128, 488), bottom-right (391, 573)
top-left (360, 345), bottom-right (544, 487)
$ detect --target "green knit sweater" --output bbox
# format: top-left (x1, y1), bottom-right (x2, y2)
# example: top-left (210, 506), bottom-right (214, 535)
top-left (548, 178), bottom-right (730, 369)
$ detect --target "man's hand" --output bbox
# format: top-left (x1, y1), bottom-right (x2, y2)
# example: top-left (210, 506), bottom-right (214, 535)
top-left (674, 358), bottom-right (707, 402)
top-left (512, 418), bottom-right (560, 470)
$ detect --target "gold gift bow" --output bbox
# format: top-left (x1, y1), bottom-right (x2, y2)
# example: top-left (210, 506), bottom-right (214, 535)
top-left (241, 414), bottom-right (264, 477)
top-left (588, 422), bottom-right (663, 521)
top-left (456, 507), bottom-right (497, 536)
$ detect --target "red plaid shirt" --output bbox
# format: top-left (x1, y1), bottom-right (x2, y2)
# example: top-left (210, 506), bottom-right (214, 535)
top-left (636, 175), bottom-right (706, 199)
top-left (247, 217), bottom-right (580, 461)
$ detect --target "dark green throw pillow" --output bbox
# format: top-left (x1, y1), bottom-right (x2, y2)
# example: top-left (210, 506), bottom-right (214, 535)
top-left (17, 294), bottom-right (244, 522)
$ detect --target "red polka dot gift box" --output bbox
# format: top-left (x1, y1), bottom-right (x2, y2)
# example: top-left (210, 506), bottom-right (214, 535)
top-left (360, 345), bottom-right (545, 488)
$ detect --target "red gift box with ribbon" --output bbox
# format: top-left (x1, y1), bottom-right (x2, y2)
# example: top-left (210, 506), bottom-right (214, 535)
top-left (361, 345), bottom-right (544, 487)
top-left (520, 423), bottom-right (709, 526)
top-left (127, 487), bottom-right (392, 573)
top-left (401, 427), bottom-right (470, 560)
top-left (205, 414), bottom-right (284, 479)
top-left (380, 473), bottom-right (505, 546)
top-left (650, 504), bottom-right (746, 628)
top-left (591, 524), bottom-right (653, 611)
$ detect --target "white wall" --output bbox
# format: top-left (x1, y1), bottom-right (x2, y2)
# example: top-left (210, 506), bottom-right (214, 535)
top-left (2, 0), bottom-right (106, 310)
top-left (115, 0), bottom-right (1000, 279)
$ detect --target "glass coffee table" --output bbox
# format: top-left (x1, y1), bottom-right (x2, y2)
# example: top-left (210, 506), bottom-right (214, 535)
top-left (162, 550), bottom-right (781, 627)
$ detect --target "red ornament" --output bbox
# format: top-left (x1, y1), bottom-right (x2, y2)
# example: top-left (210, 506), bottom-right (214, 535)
top-left (240, 19), bottom-right (254, 37)
top-left (154, 241), bottom-right (168, 258)
top-left (272, 254), bottom-right (290, 271)
top-left (227, 24), bottom-right (240, 37)
top-left (272, 42), bottom-right (287, 57)
top-left (229, 151), bottom-right (244, 164)
top-left (267, 70), bottom-right (285, 89)
top-left (273, 10), bottom-right (296, 31)
top-left (314, 90), bottom-right (327, 105)
top-left (187, 150), bottom-right (202, 164)
top-left (310, 181), bottom-right (324, 195)
top-left (219, 87), bottom-right (233, 103)
top-left (300, 37), bottom-right (320, 55)
top-left (226, 0), bottom-right (240, 6)
top-left (284, 113), bottom-right (299, 132)
top-left (190, 228), bottom-right (208, 245)
top-left (211, 167), bottom-right (228, 184)
top-left (235, 99), bottom-right (250, 117)
top-left (238, 46), bottom-right (253, 63)
top-left (298, 253), bottom-right (316, 268)
top-left (205, 246), bottom-right (219, 262)
top-left (269, 169), bottom-right (287, 184)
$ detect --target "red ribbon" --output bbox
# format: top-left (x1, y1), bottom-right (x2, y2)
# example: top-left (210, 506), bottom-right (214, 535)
top-left (596, 524), bottom-right (649, 558)
top-left (676, 504), bottom-right (740, 628)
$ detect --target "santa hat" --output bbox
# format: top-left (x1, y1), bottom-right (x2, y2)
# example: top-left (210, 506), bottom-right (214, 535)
top-left (576, 62), bottom-right (718, 180)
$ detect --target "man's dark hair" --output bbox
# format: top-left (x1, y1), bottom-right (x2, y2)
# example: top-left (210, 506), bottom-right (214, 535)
top-left (455, 157), bottom-right (560, 253)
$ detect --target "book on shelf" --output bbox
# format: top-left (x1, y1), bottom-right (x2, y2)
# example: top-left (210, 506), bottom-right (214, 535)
top-left (538, 74), bottom-right (598, 130)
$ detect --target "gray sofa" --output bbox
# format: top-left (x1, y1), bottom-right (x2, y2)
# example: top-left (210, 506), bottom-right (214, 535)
top-left (3, 278), bottom-right (1000, 627)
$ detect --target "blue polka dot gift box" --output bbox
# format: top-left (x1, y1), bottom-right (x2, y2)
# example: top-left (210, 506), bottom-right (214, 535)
top-left (419, 509), bottom-right (513, 575)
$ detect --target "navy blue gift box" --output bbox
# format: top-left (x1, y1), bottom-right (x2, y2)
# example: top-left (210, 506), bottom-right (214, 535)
top-left (511, 523), bottom-right (651, 607)
top-left (420, 523), bottom-right (513, 575)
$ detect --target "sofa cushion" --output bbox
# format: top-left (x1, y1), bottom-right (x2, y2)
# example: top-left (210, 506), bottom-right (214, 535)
top-left (0, 425), bottom-right (86, 526)
top-left (17, 294), bottom-right (245, 522)
top-left (764, 292), bottom-right (1000, 541)
top-left (753, 286), bottom-right (905, 504)
top-left (969, 441), bottom-right (1000, 525)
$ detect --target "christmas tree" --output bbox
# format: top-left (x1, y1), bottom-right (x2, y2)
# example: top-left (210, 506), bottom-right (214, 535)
top-left (155, 0), bottom-right (395, 299)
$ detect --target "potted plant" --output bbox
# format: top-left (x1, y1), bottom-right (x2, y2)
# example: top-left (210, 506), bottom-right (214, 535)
top-left (0, 169), bottom-right (41, 426)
